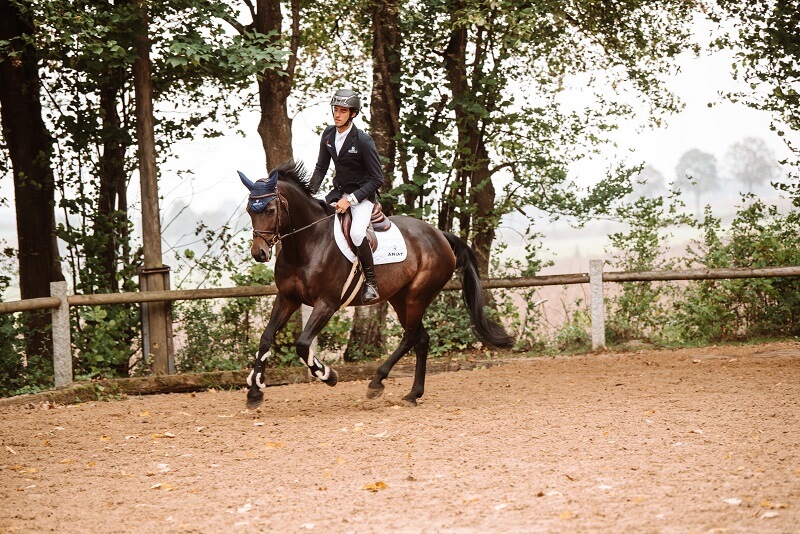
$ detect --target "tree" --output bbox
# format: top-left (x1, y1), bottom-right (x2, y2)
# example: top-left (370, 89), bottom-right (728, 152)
top-left (0, 0), bottom-right (64, 364)
top-left (711, 0), bottom-right (800, 202)
top-left (631, 164), bottom-right (668, 199)
top-left (674, 149), bottom-right (720, 216)
top-left (725, 137), bottom-right (781, 193)
top-left (399, 0), bottom-right (702, 276)
top-left (10, 0), bottom-right (287, 378)
top-left (344, 0), bottom-right (401, 362)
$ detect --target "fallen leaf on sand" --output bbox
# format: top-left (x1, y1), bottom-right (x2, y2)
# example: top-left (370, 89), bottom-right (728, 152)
top-left (363, 481), bottom-right (388, 492)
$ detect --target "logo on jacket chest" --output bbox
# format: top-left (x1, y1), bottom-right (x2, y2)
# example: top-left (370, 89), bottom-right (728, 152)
top-left (347, 146), bottom-right (358, 154)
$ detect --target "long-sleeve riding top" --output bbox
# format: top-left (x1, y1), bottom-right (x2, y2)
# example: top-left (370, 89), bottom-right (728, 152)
top-left (313, 124), bottom-right (384, 205)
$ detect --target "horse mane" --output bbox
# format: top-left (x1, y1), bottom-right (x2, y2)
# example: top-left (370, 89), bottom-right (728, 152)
top-left (271, 160), bottom-right (335, 214)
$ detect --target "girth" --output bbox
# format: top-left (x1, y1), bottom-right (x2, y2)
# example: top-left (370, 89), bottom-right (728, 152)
top-left (339, 202), bottom-right (392, 253)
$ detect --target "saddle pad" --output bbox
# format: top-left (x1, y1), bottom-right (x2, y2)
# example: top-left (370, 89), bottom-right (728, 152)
top-left (334, 220), bottom-right (408, 264)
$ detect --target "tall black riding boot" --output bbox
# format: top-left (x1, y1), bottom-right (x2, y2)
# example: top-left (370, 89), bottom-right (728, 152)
top-left (356, 240), bottom-right (380, 303)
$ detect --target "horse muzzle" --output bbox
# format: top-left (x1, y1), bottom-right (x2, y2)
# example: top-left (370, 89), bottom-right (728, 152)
top-left (251, 244), bottom-right (273, 263)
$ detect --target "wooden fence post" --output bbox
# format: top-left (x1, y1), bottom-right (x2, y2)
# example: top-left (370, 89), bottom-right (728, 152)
top-left (50, 281), bottom-right (72, 387)
top-left (589, 260), bottom-right (606, 350)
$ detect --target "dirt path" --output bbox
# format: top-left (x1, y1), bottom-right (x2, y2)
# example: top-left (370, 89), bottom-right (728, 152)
top-left (1, 342), bottom-right (799, 533)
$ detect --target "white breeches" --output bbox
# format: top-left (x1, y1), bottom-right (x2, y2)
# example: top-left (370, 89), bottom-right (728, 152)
top-left (350, 200), bottom-right (373, 245)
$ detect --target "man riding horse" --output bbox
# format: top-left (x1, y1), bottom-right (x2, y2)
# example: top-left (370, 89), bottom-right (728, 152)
top-left (310, 88), bottom-right (383, 303)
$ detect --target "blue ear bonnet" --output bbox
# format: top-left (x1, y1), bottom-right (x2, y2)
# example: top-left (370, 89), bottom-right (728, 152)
top-left (239, 170), bottom-right (278, 213)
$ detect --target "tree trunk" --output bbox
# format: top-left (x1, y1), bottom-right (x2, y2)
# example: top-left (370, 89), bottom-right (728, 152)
top-left (344, 0), bottom-right (401, 362)
top-left (442, 6), bottom-right (496, 276)
top-left (469, 139), bottom-right (496, 277)
top-left (0, 0), bottom-right (64, 363)
top-left (97, 77), bottom-right (128, 293)
top-left (255, 0), bottom-right (297, 171)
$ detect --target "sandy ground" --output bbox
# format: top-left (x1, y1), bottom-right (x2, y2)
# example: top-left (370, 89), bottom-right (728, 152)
top-left (1, 342), bottom-right (799, 533)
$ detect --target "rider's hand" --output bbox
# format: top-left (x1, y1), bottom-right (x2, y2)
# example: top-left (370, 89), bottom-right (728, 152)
top-left (335, 197), bottom-right (351, 213)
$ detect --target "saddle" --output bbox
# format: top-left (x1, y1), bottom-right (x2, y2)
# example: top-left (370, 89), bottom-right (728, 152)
top-left (339, 202), bottom-right (392, 253)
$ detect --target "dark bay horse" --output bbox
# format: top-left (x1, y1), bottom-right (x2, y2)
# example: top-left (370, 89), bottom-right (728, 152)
top-left (240, 161), bottom-right (513, 408)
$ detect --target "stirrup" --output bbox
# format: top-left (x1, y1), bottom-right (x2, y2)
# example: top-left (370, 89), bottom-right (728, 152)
top-left (361, 283), bottom-right (380, 303)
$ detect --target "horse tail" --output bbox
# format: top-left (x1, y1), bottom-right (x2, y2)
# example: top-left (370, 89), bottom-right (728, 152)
top-left (443, 232), bottom-right (514, 348)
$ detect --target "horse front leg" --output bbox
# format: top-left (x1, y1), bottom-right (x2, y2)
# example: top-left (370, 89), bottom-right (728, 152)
top-left (246, 294), bottom-right (300, 409)
top-left (294, 302), bottom-right (339, 386)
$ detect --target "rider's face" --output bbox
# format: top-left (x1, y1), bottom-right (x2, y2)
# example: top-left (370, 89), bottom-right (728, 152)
top-left (333, 106), bottom-right (354, 130)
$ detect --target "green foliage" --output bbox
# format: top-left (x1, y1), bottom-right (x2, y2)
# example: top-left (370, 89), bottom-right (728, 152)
top-left (0, 247), bottom-right (52, 396)
top-left (605, 193), bottom-right (692, 344)
top-left (396, 0), bottom-right (701, 248)
top-left (424, 292), bottom-right (480, 357)
top-left (176, 259), bottom-right (271, 373)
top-left (677, 195), bottom-right (800, 342)
top-left (554, 300), bottom-right (592, 353)
top-left (72, 305), bottom-right (141, 379)
top-left (711, 1), bottom-right (800, 203)
top-left (606, 188), bottom-right (800, 346)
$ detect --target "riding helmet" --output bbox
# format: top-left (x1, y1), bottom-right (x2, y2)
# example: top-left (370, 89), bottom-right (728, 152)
top-left (330, 88), bottom-right (361, 114)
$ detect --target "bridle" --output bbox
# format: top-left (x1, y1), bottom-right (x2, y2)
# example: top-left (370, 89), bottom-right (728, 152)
top-left (250, 191), bottom-right (286, 247)
top-left (251, 190), bottom-right (336, 247)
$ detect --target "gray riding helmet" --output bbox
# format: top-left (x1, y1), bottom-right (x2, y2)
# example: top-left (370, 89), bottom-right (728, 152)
top-left (330, 88), bottom-right (361, 114)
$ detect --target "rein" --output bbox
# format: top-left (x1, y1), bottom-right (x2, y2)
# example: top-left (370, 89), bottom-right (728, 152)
top-left (252, 192), bottom-right (336, 246)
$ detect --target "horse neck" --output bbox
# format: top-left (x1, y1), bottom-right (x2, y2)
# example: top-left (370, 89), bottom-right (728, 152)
top-left (279, 182), bottom-right (329, 260)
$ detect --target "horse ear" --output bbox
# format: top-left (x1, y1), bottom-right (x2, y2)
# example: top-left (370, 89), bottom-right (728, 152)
top-left (238, 171), bottom-right (254, 191)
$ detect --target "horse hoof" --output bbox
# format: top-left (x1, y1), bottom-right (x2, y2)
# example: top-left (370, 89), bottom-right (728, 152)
top-left (323, 368), bottom-right (338, 387)
top-left (246, 391), bottom-right (264, 409)
top-left (366, 383), bottom-right (384, 400)
top-left (400, 395), bottom-right (418, 407)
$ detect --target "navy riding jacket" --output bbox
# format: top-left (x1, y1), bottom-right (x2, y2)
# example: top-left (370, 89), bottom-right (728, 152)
top-left (313, 124), bottom-right (384, 205)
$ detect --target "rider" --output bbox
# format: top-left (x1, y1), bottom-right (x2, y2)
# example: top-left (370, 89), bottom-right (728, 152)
top-left (311, 88), bottom-right (384, 303)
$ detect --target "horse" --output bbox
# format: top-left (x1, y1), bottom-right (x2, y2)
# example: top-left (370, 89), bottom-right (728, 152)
top-left (239, 161), bottom-right (513, 409)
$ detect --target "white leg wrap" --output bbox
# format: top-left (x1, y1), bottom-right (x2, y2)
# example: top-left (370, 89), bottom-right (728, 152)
top-left (260, 350), bottom-right (270, 362)
top-left (314, 365), bottom-right (330, 381)
top-left (246, 369), bottom-right (254, 387)
top-left (256, 372), bottom-right (266, 389)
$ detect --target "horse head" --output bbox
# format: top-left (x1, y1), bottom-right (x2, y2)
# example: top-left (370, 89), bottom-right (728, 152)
top-left (239, 169), bottom-right (284, 262)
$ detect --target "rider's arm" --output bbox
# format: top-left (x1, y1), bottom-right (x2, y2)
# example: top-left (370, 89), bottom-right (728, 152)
top-left (350, 133), bottom-right (384, 203)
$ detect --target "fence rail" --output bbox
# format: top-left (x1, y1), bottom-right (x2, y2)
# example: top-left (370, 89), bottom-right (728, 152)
top-left (2, 263), bottom-right (800, 387)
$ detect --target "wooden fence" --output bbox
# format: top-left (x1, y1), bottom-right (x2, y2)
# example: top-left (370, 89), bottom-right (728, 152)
top-left (2, 262), bottom-right (800, 388)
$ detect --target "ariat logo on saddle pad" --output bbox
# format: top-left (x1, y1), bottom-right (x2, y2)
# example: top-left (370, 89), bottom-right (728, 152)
top-left (334, 223), bottom-right (407, 265)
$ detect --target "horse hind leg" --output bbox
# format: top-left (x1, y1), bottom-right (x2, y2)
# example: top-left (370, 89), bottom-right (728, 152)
top-left (401, 325), bottom-right (429, 407)
top-left (366, 324), bottom-right (421, 400)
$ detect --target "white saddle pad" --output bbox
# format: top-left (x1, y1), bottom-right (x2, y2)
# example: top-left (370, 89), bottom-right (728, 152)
top-left (333, 218), bottom-right (408, 264)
